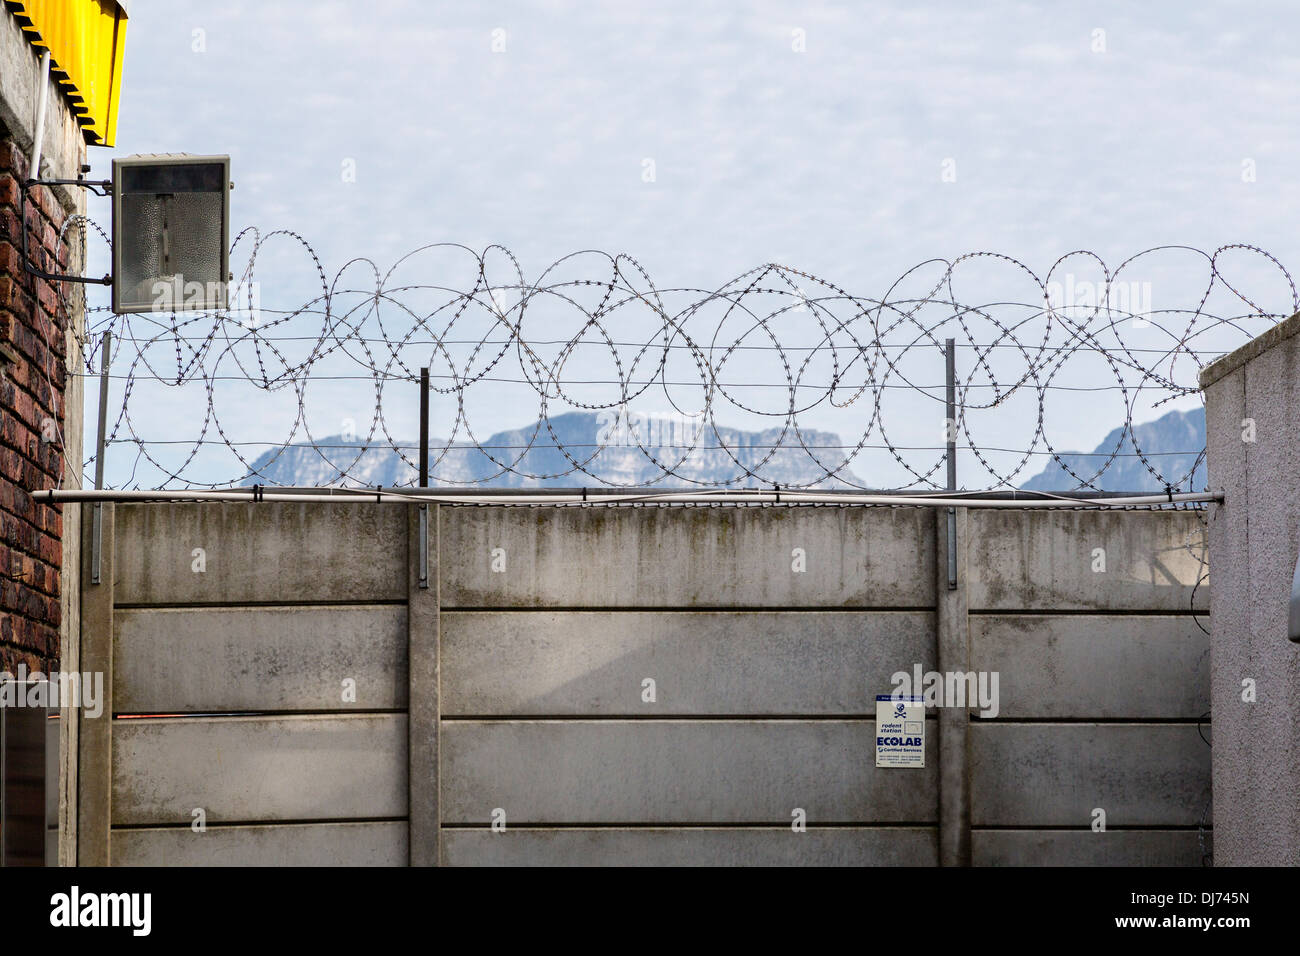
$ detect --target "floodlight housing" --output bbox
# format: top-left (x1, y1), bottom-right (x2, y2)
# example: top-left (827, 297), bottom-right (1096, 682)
top-left (112, 154), bottom-right (230, 314)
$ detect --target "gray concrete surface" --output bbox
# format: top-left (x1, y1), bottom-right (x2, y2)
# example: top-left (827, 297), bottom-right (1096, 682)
top-left (441, 505), bottom-right (937, 608)
top-left (441, 827), bottom-right (938, 866)
top-left (967, 510), bottom-right (1207, 611)
top-left (970, 723), bottom-right (1211, 826)
top-left (441, 610), bottom-right (935, 715)
top-left (113, 821), bottom-right (408, 867)
top-left (972, 829), bottom-right (1206, 866)
top-left (84, 501), bottom-right (1213, 865)
top-left (113, 502), bottom-right (408, 604)
top-left (441, 719), bottom-right (939, 824)
top-left (407, 505), bottom-right (440, 865)
top-left (1200, 310), bottom-right (1300, 865)
top-left (114, 605), bottom-right (408, 713)
top-left (111, 714), bottom-right (407, 826)
top-left (969, 614), bottom-right (1209, 718)
top-left (937, 506), bottom-right (971, 866)
top-left (77, 503), bottom-right (113, 865)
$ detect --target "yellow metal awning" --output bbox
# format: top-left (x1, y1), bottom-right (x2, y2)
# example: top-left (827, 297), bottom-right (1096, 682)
top-left (7, 0), bottom-right (128, 146)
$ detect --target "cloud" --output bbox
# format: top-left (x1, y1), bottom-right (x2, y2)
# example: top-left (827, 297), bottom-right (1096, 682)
top-left (81, 0), bottom-right (1300, 486)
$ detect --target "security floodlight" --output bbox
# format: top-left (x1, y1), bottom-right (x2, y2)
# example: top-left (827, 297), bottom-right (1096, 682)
top-left (112, 154), bottom-right (230, 314)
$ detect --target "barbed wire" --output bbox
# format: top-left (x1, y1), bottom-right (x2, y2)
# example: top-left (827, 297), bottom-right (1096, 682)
top-left (63, 234), bottom-right (1297, 491)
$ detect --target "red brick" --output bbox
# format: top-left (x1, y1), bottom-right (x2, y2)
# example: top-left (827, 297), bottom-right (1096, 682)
top-left (0, 205), bottom-right (19, 245)
top-left (0, 241), bottom-right (20, 275)
top-left (0, 141), bottom-right (28, 176)
top-left (0, 141), bottom-right (73, 674)
top-left (36, 278), bottom-right (58, 317)
top-left (37, 531), bottom-right (60, 566)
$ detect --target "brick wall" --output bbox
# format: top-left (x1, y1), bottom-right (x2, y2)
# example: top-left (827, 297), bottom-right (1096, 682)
top-left (0, 132), bottom-right (74, 675)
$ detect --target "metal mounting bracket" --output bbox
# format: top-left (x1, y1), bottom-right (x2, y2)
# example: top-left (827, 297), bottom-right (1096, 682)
top-left (18, 176), bottom-right (113, 286)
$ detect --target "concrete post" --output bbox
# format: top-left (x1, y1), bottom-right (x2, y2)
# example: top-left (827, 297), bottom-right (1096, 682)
top-left (56, 320), bottom-right (83, 867)
top-left (76, 501), bottom-right (113, 865)
top-left (407, 503), bottom-right (440, 864)
top-left (1199, 311), bottom-right (1300, 865)
top-left (936, 506), bottom-right (970, 865)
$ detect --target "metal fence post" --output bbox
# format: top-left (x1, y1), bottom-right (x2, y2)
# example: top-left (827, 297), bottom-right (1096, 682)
top-left (91, 330), bottom-right (110, 585)
top-left (418, 367), bottom-right (429, 590)
top-left (946, 338), bottom-right (957, 589)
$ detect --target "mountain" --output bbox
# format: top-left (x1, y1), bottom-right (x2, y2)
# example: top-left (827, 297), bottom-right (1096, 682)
top-left (244, 411), bottom-right (864, 488)
top-left (245, 407), bottom-right (1210, 492)
top-left (1019, 407), bottom-right (1207, 492)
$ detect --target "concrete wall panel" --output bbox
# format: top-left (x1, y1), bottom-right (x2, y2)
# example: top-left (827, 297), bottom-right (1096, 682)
top-left (112, 714), bottom-right (407, 826)
top-left (115, 606), bottom-right (408, 713)
top-left (972, 828), bottom-right (1206, 866)
top-left (113, 821), bottom-right (408, 866)
top-left (442, 610), bottom-right (935, 715)
top-left (971, 723), bottom-right (1211, 826)
top-left (967, 510), bottom-right (1207, 612)
top-left (114, 503), bottom-right (407, 605)
top-left (969, 614), bottom-right (1209, 719)
top-left (441, 506), bottom-right (936, 608)
top-left (442, 826), bottom-right (937, 866)
top-left (442, 719), bottom-right (938, 824)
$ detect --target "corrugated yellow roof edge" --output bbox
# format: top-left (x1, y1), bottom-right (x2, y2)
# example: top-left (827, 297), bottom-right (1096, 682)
top-left (6, 0), bottom-right (128, 147)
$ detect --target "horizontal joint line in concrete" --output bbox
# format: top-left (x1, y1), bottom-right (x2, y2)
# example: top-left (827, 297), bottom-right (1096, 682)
top-left (971, 824), bottom-right (1209, 832)
top-left (110, 816), bottom-right (409, 831)
top-left (440, 821), bottom-right (939, 830)
top-left (442, 605), bottom-right (939, 613)
top-left (968, 718), bottom-right (1210, 727)
top-left (967, 608), bottom-right (1209, 617)
top-left (109, 713), bottom-right (405, 726)
top-left (441, 713), bottom-right (940, 722)
top-left (113, 599), bottom-right (409, 611)
top-left (113, 709), bottom-right (407, 720)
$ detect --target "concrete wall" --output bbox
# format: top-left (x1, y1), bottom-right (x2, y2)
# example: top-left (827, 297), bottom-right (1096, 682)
top-left (1200, 311), bottom-right (1300, 865)
top-left (0, 11), bottom-right (90, 184)
top-left (967, 509), bottom-right (1210, 865)
top-left (80, 500), bottom-right (1211, 866)
top-left (80, 503), bottom-right (414, 865)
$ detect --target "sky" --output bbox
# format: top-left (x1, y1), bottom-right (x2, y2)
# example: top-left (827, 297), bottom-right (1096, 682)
top-left (74, 0), bottom-right (1300, 489)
